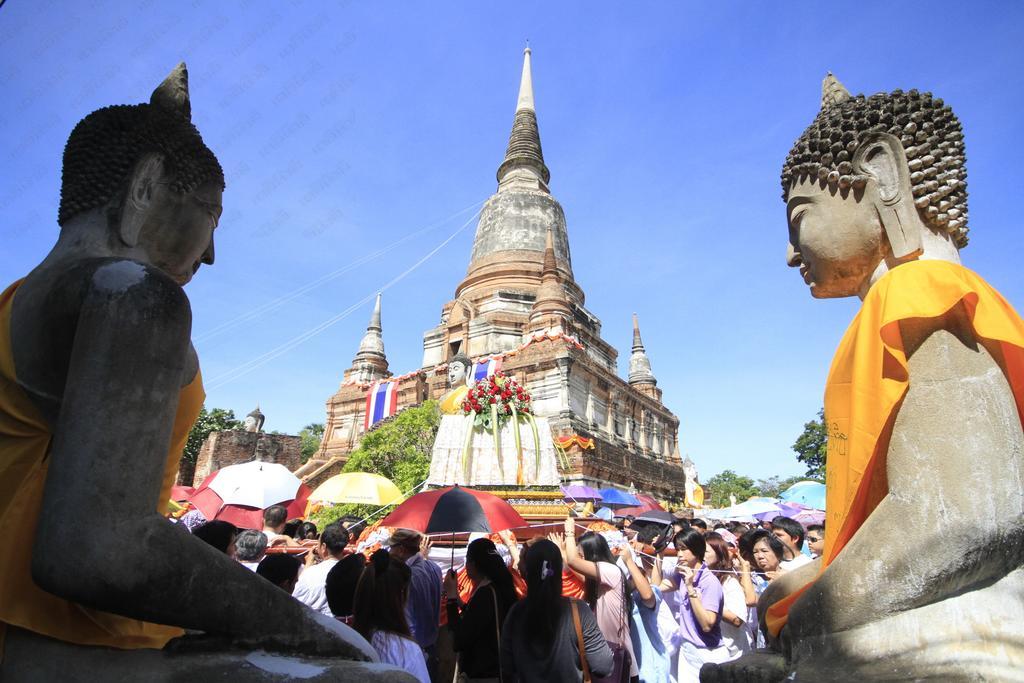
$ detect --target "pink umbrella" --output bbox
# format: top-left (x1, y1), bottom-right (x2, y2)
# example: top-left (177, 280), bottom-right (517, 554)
top-left (792, 508), bottom-right (825, 526)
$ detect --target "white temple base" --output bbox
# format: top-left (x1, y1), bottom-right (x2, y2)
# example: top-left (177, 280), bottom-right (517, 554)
top-left (427, 414), bottom-right (560, 487)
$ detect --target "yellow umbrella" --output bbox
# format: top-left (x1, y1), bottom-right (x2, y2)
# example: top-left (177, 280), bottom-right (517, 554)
top-left (307, 472), bottom-right (405, 507)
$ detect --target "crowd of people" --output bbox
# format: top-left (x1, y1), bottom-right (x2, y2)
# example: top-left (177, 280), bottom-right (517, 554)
top-left (184, 505), bottom-right (824, 682)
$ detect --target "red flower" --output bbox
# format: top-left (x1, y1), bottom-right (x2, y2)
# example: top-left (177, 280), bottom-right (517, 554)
top-left (489, 397), bottom-right (497, 404)
top-left (505, 405), bottom-right (512, 414)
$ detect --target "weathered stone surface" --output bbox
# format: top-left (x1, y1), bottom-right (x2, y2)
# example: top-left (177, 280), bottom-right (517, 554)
top-left (1, 626), bottom-right (415, 683)
top-left (193, 430), bottom-right (302, 487)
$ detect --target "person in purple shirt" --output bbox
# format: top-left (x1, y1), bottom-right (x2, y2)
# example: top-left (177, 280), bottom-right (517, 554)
top-left (388, 529), bottom-right (442, 678)
top-left (660, 528), bottom-right (727, 683)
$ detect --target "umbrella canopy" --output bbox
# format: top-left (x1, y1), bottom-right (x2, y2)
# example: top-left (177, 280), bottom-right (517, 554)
top-left (596, 488), bottom-right (641, 506)
top-left (594, 507), bottom-right (614, 521)
top-left (792, 508), bottom-right (826, 526)
top-left (561, 485), bottom-right (603, 501)
top-left (190, 462), bottom-right (310, 529)
top-left (632, 509), bottom-right (674, 525)
top-left (634, 494), bottom-right (664, 511)
top-left (753, 502), bottom-right (806, 522)
top-left (380, 485), bottom-right (527, 535)
top-left (205, 461), bottom-right (304, 509)
top-left (780, 481), bottom-right (826, 510)
top-left (170, 485), bottom-right (195, 502)
top-left (308, 472), bottom-right (405, 506)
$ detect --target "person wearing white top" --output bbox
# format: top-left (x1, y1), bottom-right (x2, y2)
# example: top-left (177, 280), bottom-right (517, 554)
top-left (293, 522), bottom-right (350, 616)
top-left (353, 549), bottom-right (430, 683)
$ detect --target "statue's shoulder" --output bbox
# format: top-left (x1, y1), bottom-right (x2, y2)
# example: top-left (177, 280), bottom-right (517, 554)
top-left (20, 256), bottom-right (190, 320)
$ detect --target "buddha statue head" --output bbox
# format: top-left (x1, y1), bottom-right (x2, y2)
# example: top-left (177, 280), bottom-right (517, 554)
top-left (58, 62), bottom-right (225, 286)
top-left (781, 74), bottom-right (967, 298)
top-left (447, 353), bottom-right (472, 389)
top-left (243, 405), bottom-right (265, 433)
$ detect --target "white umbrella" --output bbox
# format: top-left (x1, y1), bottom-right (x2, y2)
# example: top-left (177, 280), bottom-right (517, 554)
top-left (207, 461), bottom-right (303, 509)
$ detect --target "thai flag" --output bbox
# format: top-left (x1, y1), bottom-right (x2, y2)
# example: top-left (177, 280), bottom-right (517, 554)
top-left (472, 358), bottom-right (502, 383)
top-left (364, 381), bottom-right (398, 430)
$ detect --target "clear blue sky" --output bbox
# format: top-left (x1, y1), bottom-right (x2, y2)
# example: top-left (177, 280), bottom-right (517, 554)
top-left (3, 2), bottom-right (1023, 483)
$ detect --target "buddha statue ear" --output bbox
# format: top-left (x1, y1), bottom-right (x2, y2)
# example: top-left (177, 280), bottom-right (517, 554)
top-left (118, 153), bottom-right (166, 248)
top-left (853, 132), bottom-right (924, 262)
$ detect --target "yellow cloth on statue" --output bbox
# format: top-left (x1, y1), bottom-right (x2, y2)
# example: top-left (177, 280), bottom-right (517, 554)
top-left (0, 279), bottom-right (205, 650)
top-left (439, 385), bottom-right (470, 415)
top-left (766, 260), bottom-right (1024, 637)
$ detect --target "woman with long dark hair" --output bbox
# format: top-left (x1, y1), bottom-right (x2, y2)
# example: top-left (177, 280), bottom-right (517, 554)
top-left (443, 538), bottom-right (519, 681)
top-left (560, 519), bottom-right (638, 681)
top-left (659, 528), bottom-right (725, 683)
top-left (352, 549), bottom-right (430, 683)
top-left (500, 539), bottom-right (612, 682)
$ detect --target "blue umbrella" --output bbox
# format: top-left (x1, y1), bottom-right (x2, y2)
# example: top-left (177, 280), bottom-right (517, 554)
top-left (780, 481), bottom-right (826, 510)
top-left (594, 506), bottom-right (614, 521)
top-left (596, 488), bottom-right (641, 506)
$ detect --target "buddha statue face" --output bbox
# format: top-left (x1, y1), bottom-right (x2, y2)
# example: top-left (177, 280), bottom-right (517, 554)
top-left (447, 354), bottom-right (472, 388)
top-left (782, 75), bottom-right (968, 299)
top-left (448, 360), bottom-right (468, 388)
top-left (123, 158), bottom-right (222, 286)
top-left (785, 174), bottom-right (888, 298)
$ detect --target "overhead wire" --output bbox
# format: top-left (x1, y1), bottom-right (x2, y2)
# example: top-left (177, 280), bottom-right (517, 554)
top-left (205, 206), bottom-right (481, 390)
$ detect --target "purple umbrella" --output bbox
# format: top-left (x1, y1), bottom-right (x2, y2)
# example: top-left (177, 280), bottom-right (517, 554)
top-left (562, 485), bottom-right (603, 501)
top-left (753, 502), bottom-right (805, 522)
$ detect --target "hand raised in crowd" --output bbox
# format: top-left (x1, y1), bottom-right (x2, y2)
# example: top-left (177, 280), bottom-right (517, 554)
top-left (678, 563), bottom-right (695, 586)
top-left (442, 568), bottom-right (459, 597)
top-left (497, 528), bottom-right (517, 548)
top-left (563, 516), bottom-right (575, 536)
top-left (420, 534), bottom-right (433, 557)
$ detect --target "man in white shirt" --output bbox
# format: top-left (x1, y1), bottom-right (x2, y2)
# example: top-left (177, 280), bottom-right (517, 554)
top-left (771, 516), bottom-right (813, 571)
top-left (292, 522), bottom-right (350, 616)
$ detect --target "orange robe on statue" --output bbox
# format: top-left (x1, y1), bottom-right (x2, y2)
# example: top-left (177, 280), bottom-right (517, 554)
top-left (766, 260), bottom-right (1024, 636)
top-left (0, 279), bottom-right (205, 650)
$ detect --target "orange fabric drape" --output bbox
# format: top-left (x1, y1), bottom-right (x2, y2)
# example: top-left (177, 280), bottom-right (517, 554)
top-left (0, 279), bottom-right (206, 650)
top-left (766, 260), bottom-right (1024, 636)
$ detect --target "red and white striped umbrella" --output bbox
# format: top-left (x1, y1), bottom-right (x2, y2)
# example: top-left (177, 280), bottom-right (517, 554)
top-left (190, 461), bottom-right (311, 529)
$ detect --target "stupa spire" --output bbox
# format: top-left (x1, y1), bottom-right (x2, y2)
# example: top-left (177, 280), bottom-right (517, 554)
top-left (349, 293), bottom-right (389, 381)
top-left (628, 313), bottom-right (657, 386)
top-left (529, 228), bottom-right (572, 328)
top-left (497, 46), bottom-right (550, 189)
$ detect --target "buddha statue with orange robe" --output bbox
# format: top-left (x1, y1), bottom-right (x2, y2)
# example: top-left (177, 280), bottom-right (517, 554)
top-left (705, 75), bottom-right (1024, 682)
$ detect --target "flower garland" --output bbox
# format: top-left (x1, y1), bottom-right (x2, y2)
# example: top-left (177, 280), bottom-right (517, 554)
top-left (459, 372), bottom-right (541, 486)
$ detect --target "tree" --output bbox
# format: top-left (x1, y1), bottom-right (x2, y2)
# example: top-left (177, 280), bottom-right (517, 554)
top-left (704, 469), bottom-right (759, 508)
top-left (755, 474), bottom-right (812, 498)
top-left (177, 406), bottom-right (242, 485)
top-left (299, 422), bottom-right (325, 463)
top-left (792, 408), bottom-right (828, 479)
top-left (310, 401), bottom-right (440, 528)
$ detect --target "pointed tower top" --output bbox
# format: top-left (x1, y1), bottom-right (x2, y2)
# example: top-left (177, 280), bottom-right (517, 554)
top-left (350, 293), bottom-right (389, 382)
top-left (821, 72), bottom-right (851, 109)
top-left (368, 292), bottom-right (382, 332)
top-left (542, 228), bottom-right (557, 274)
top-left (632, 313), bottom-right (643, 349)
top-left (497, 48), bottom-right (550, 188)
top-left (516, 45), bottom-right (536, 112)
top-left (628, 314), bottom-right (657, 386)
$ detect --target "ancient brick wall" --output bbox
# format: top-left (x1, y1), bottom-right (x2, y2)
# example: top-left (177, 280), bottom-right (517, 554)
top-left (192, 430), bottom-right (302, 486)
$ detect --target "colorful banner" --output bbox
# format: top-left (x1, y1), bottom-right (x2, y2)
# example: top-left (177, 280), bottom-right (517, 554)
top-left (364, 380), bottom-right (398, 430)
top-left (555, 434), bottom-right (596, 450)
top-left (471, 357), bottom-right (503, 383)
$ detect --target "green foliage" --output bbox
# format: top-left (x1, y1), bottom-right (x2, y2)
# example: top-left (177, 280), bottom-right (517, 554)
top-left (705, 469), bottom-right (759, 508)
top-left (792, 408), bottom-right (828, 478)
top-left (299, 422), bottom-right (325, 463)
top-left (755, 474), bottom-right (813, 498)
top-left (310, 401), bottom-right (441, 528)
top-left (178, 406), bottom-right (242, 485)
top-left (183, 406), bottom-right (242, 465)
